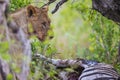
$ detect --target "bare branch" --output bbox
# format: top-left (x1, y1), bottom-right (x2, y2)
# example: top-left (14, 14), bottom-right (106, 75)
top-left (92, 0), bottom-right (120, 23)
top-left (42, 0), bottom-right (56, 7)
top-left (52, 0), bottom-right (68, 14)
top-left (35, 54), bottom-right (82, 68)
top-left (42, 0), bottom-right (68, 14)
top-left (34, 54), bottom-right (98, 68)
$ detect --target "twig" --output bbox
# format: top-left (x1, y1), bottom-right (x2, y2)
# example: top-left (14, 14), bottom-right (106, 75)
top-left (52, 0), bottom-right (68, 14)
top-left (41, 0), bottom-right (56, 7)
top-left (42, 0), bottom-right (68, 14)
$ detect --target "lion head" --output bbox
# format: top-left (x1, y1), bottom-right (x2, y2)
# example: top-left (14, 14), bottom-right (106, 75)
top-left (26, 5), bottom-right (52, 41)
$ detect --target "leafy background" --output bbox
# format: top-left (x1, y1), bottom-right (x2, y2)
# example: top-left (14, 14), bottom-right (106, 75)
top-left (1, 0), bottom-right (119, 79)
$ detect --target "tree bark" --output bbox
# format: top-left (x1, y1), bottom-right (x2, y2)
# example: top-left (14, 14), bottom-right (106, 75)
top-left (92, 0), bottom-right (120, 23)
top-left (0, 0), bottom-right (32, 80)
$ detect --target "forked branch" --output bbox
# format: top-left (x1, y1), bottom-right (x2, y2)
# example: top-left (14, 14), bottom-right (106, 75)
top-left (42, 0), bottom-right (68, 14)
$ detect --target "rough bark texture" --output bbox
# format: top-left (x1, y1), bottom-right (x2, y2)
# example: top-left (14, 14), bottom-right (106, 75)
top-left (92, 0), bottom-right (120, 23)
top-left (0, 1), bottom-right (11, 80)
top-left (0, 0), bottom-right (32, 80)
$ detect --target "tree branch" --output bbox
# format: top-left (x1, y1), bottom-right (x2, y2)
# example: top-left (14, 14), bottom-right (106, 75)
top-left (51, 0), bottom-right (68, 14)
top-left (92, 0), bottom-right (120, 23)
top-left (42, 0), bottom-right (68, 14)
top-left (34, 54), bottom-right (99, 68)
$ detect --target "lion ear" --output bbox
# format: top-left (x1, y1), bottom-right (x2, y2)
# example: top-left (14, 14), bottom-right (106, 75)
top-left (27, 5), bottom-right (36, 17)
top-left (42, 5), bottom-right (49, 12)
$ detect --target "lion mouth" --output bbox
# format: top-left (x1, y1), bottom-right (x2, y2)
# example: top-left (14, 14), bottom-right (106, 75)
top-left (38, 38), bottom-right (44, 41)
top-left (38, 34), bottom-right (45, 41)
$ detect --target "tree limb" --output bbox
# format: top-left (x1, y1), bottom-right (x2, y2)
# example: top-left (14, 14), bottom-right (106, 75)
top-left (51, 0), bottom-right (68, 14)
top-left (34, 54), bottom-right (99, 68)
top-left (42, 0), bottom-right (68, 14)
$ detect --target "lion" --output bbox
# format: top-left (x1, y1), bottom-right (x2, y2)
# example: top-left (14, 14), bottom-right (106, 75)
top-left (8, 5), bottom-right (52, 41)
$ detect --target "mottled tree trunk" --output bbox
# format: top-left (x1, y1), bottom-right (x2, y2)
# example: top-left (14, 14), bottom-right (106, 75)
top-left (0, 1), bottom-right (11, 80)
top-left (0, 0), bottom-right (32, 80)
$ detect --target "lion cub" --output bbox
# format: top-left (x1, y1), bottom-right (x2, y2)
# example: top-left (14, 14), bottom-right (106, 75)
top-left (9, 5), bottom-right (51, 41)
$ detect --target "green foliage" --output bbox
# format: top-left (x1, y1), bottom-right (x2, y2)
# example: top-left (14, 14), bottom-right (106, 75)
top-left (49, 0), bottom-right (92, 59)
top-left (10, 0), bottom-right (32, 11)
top-left (71, 0), bottom-right (120, 72)
top-left (0, 40), bottom-right (11, 62)
top-left (88, 12), bottom-right (120, 72)
top-left (30, 39), bottom-right (58, 79)
top-left (88, 12), bottom-right (119, 63)
top-left (7, 74), bottom-right (13, 80)
top-left (0, 41), bottom-right (9, 54)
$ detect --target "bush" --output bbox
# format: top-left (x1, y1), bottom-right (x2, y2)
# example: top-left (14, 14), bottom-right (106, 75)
top-left (10, 0), bottom-right (32, 11)
top-left (72, 0), bottom-right (120, 72)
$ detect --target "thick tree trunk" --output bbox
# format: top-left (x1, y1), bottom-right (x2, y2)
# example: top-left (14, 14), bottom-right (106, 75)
top-left (92, 0), bottom-right (120, 23)
top-left (0, 1), bottom-right (11, 80)
top-left (0, 0), bottom-right (31, 80)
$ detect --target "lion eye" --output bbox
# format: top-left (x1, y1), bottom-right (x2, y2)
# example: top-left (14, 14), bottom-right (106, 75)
top-left (42, 22), bottom-right (46, 29)
top-left (42, 22), bottom-right (46, 27)
top-left (28, 10), bottom-right (33, 17)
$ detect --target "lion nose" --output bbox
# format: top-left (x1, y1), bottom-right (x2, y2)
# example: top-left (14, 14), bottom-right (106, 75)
top-left (38, 37), bottom-right (44, 41)
top-left (49, 36), bottom-right (54, 39)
